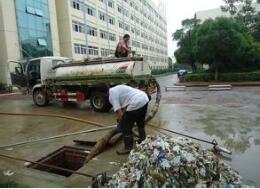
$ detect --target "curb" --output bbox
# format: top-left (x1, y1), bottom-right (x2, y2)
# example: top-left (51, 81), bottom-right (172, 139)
top-left (0, 92), bottom-right (21, 97)
top-left (174, 83), bottom-right (260, 87)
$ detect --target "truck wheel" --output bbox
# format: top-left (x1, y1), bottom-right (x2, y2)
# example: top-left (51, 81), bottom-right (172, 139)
top-left (33, 89), bottom-right (49, 107)
top-left (90, 92), bottom-right (111, 112)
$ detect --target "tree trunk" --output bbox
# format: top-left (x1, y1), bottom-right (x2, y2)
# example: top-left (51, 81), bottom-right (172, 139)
top-left (214, 63), bottom-right (219, 81)
top-left (191, 62), bottom-right (197, 72)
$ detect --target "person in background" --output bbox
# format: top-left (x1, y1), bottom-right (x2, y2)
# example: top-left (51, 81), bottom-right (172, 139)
top-left (109, 84), bottom-right (149, 155)
top-left (115, 34), bottom-right (131, 58)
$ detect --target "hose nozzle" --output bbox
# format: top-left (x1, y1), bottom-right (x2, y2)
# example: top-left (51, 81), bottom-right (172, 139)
top-left (214, 145), bottom-right (232, 155)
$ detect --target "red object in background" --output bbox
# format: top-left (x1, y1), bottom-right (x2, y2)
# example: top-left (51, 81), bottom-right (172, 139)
top-left (119, 65), bottom-right (128, 70)
top-left (76, 92), bottom-right (85, 102)
top-left (60, 91), bottom-right (68, 102)
top-left (47, 91), bottom-right (53, 98)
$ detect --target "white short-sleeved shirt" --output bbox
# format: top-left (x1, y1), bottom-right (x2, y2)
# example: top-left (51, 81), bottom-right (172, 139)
top-left (109, 85), bottom-right (149, 112)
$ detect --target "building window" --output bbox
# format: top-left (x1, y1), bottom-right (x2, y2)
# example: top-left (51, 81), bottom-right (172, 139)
top-left (108, 16), bottom-right (115, 25)
top-left (88, 46), bottom-right (99, 55)
top-left (26, 6), bottom-right (35, 14)
top-left (100, 30), bottom-right (108, 39)
top-left (135, 29), bottom-right (140, 36)
top-left (78, 23), bottom-right (83, 33)
top-left (101, 48), bottom-right (114, 57)
top-left (74, 43), bottom-right (81, 54)
top-left (118, 21), bottom-right (124, 29)
top-left (108, 0), bottom-right (114, 8)
top-left (80, 44), bottom-right (87, 54)
top-left (87, 6), bottom-right (95, 16)
top-left (132, 40), bottom-right (140, 48)
top-left (72, 1), bottom-right (80, 10)
top-left (125, 24), bottom-right (129, 31)
top-left (74, 44), bottom-right (99, 56)
top-left (72, 21), bottom-right (97, 37)
top-left (109, 33), bottom-right (116, 41)
top-left (131, 27), bottom-right (135, 34)
top-left (101, 48), bottom-right (106, 56)
top-left (72, 21), bottom-right (84, 33)
top-left (35, 9), bottom-right (43, 17)
top-left (100, 30), bottom-right (116, 41)
top-left (117, 5), bottom-right (122, 13)
top-left (87, 26), bottom-right (98, 36)
top-left (99, 11), bottom-right (106, 21)
top-left (142, 44), bottom-right (148, 50)
top-left (124, 10), bottom-right (129, 17)
top-left (37, 39), bottom-right (47, 46)
top-left (130, 1), bottom-right (134, 7)
top-left (72, 21), bottom-right (79, 32)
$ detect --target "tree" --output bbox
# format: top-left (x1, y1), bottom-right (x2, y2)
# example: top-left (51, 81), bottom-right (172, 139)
top-left (168, 57), bottom-right (173, 71)
top-left (195, 17), bottom-right (259, 80)
top-left (221, 0), bottom-right (244, 15)
top-left (174, 28), bottom-right (198, 71)
top-left (172, 29), bottom-right (184, 46)
top-left (221, 0), bottom-right (259, 41)
top-left (172, 16), bottom-right (201, 71)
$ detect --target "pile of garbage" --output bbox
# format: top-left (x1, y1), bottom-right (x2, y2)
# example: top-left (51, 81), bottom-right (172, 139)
top-left (107, 136), bottom-right (246, 188)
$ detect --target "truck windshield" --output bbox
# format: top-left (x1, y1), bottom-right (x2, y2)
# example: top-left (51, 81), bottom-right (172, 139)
top-left (27, 60), bottom-right (40, 88)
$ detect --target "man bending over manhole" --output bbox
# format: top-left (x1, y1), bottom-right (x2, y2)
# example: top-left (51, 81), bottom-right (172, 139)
top-left (108, 84), bottom-right (150, 155)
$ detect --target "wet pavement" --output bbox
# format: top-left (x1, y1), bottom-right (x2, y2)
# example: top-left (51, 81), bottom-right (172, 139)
top-left (154, 74), bottom-right (260, 187)
top-left (0, 74), bottom-right (260, 187)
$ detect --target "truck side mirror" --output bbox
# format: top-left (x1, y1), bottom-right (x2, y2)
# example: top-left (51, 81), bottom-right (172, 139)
top-left (15, 67), bottom-right (22, 75)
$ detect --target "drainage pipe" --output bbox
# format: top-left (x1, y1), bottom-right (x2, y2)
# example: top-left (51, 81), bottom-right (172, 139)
top-left (0, 126), bottom-right (115, 149)
top-left (0, 112), bottom-right (108, 127)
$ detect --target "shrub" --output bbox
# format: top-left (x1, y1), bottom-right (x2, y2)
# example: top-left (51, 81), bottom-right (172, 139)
top-left (152, 69), bottom-right (174, 75)
top-left (185, 73), bottom-right (214, 82)
top-left (185, 72), bottom-right (260, 82)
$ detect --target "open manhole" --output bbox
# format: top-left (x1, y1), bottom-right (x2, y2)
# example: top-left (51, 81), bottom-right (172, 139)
top-left (29, 146), bottom-right (88, 177)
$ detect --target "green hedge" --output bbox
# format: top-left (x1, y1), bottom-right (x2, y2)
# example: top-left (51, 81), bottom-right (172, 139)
top-left (185, 71), bottom-right (260, 82)
top-left (152, 69), bottom-right (174, 75)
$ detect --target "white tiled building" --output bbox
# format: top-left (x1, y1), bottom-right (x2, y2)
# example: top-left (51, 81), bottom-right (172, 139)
top-left (56, 0), bottom-right (168, 70)
top-left (0, 0), bottom-right (168, 86)
top-left (196, 3), bottom-right (260, 22)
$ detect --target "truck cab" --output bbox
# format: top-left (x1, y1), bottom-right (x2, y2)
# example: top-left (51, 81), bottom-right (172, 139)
top-left (10, 57), bottom-right (71, 91)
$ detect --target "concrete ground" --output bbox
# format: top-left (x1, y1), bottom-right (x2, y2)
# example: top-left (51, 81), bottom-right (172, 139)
top-left (0, 74), bottom-right (260, 187)
top-left (0, 95), bottom-right (130, 187)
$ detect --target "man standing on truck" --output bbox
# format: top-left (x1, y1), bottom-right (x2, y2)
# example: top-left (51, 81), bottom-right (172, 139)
top-left (115, 34), bottom-right (131, 58)
top-left (109, 84), bottom-right (149, 155)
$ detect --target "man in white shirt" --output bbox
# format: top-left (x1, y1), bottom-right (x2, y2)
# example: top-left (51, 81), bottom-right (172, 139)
top-left (109, 85), bottom-right (149, 155)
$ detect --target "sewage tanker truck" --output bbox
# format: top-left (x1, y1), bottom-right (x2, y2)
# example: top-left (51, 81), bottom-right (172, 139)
top-left (10, 56), bottom-right (154, 112)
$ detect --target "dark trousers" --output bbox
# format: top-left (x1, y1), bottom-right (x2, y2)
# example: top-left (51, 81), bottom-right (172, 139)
top-left (120, 103), bottom-right (148, 136)
top-left (115, 51), bottom-right (129, 58)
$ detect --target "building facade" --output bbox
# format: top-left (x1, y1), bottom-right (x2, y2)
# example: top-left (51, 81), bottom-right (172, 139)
top-left (196, 3), bottom-right (260, 22)
top-left (55, 0), bottom-right (168, 70)
top-left (0, 0), bottom-right (60, 85)
top-left (0, 0), bottom-right (168, 86)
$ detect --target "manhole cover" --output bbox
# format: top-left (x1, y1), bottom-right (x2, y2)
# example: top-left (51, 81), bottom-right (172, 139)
top-left (28, 146), bottom-right (88, 177)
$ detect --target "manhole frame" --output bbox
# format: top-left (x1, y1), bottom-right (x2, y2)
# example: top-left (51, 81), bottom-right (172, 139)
top-left (28, 146), bottom-right (88, 177)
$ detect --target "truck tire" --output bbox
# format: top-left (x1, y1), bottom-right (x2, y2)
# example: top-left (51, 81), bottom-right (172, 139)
top-left (90, 92), bottom-right (111, 112)
top-left (33, 89), bottom-right (49, 107)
